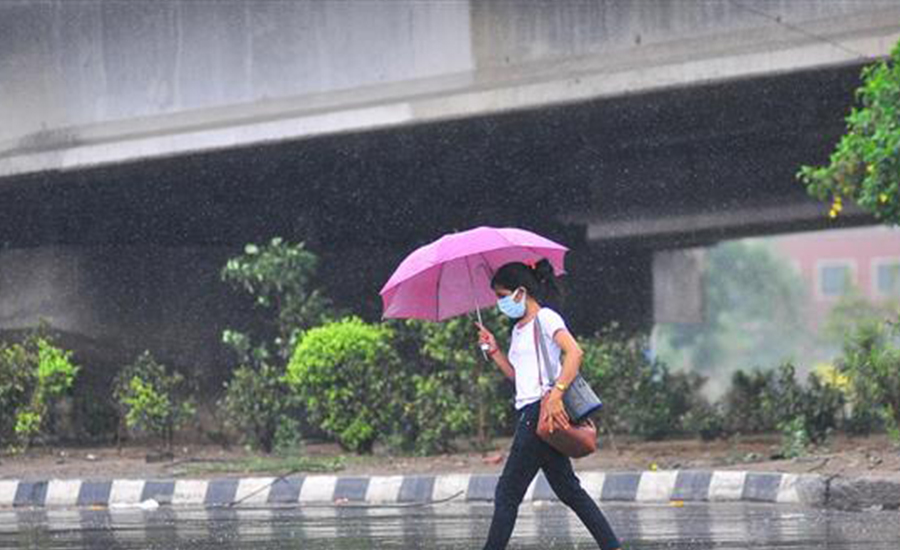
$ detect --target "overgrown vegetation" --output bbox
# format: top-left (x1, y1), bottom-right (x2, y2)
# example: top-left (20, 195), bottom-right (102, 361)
top-left (239, 272), bottom-right (899, 457)
top-left (0, 332), bottom-right (79, 451)
top-left (9, 237), bottom-right (893, 460)
top-left (798, 40), bottom-right (900, 225)
top-left (278, 311), bottom-right (509, 456)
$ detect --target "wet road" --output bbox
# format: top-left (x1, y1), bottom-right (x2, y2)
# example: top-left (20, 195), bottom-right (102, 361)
top-left (0, 502), bottom-right (897, 549)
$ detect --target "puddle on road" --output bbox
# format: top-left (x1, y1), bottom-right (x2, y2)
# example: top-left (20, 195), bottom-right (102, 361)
top-left (0, 503), bottom-right (897, 549)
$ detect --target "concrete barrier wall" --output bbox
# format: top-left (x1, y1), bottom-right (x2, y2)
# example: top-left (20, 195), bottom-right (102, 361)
top-left (0, 245), bottom-right (244, 371)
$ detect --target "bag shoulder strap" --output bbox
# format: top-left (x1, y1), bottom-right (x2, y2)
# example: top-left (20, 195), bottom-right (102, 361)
top-left (532, 314), bottom-right (557, 386)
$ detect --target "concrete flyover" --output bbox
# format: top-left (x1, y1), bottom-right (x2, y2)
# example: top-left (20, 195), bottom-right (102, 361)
top-left (1, 1), bottom-right (898, 377)
top-left (2, 1), bottom-right (899, 182)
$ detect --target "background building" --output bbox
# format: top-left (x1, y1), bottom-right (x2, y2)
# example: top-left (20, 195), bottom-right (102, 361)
top-left (772, 226), bottom-right (900, 330)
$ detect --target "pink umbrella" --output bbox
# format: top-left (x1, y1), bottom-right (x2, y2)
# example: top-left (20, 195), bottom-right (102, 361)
top-left (380, 226), bottom-right (568, 322)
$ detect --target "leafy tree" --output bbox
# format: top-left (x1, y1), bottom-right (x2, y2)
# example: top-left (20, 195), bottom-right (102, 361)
top-left (221, 238), bottom-right (333, 362)
top-left (798, 40), bottom-right (900, 225)
top-left (219, 238), bottom-right (333, 452)
top-left (114, 351), bottom-right (195, 450)
top-left (0, 333), bottom-right (79, 450)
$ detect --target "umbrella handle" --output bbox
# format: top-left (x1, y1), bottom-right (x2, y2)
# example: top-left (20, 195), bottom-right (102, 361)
top-left (465, 256), bottom-right (491, 361)
top-left (476, 305), bottom-right (491, 361)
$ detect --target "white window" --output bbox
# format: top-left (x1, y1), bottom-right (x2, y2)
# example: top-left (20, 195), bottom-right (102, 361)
top-left (873, 258), bottom-right (900, 298)
top-left (816, 260), bottom-right (856, 299)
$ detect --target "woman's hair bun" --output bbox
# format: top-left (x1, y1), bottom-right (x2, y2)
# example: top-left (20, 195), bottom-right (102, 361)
top-left (533, 259), bottom-right (554, 282)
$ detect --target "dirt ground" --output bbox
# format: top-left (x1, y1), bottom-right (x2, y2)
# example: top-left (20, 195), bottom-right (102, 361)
top-left (2, 434), bottom-right (899, 481)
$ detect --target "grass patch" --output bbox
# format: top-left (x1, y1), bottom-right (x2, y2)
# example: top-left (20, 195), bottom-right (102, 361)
top-left (177, 455), bottom-right (346, 477)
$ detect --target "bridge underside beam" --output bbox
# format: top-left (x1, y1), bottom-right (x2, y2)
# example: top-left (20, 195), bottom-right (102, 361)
top-left (0, 63), bottom-right (880, 345)
top-left (586, 202), bottom-right (872, 249)
top-left (0, 62), bottom-right (873, 248)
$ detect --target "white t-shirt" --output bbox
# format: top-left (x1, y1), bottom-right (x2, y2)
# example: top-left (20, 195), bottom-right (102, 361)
top-left (507, 308), bottom-right (568, 410)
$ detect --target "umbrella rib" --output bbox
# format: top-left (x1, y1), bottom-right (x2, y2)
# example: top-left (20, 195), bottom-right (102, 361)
top-left (435, 261), bottom-right (445, 321)
top-left (479, 252), bottom-right (495, 280)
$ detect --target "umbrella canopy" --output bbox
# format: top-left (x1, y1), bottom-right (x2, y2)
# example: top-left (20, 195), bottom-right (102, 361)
top-left (380, 226), bottom-right (568, 321)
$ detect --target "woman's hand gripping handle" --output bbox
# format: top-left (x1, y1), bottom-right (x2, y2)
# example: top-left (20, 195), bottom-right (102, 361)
top-left (475, 323), bottom-right (515, 381)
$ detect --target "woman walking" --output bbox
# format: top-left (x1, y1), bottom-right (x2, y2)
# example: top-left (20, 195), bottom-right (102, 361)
top-left (476, 260), bottom-right (621, 550)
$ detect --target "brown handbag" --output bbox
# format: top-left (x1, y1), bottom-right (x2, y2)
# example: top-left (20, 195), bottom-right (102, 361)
top-left (532, 320), bottom-right (598, 459)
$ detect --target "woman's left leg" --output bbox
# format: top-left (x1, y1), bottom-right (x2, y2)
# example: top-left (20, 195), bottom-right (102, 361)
top-left (541, 448), bottom-right (621, 550)
top-left (483, 403), bottom-right (543, 550)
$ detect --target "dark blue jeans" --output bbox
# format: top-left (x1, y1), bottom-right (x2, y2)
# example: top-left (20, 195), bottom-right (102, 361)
top-left (483, 401), bottom-right (621, 550)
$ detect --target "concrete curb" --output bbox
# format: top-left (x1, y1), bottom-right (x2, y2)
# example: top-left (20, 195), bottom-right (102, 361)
top-left (828, 475), bottom-right (900, 511)
top-left (0, 470), bottom-right (827, 510)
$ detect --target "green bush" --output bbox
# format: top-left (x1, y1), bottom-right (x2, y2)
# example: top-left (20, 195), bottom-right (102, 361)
top-left (0, 334), bottom-right (79, 450)
top-left (842, 398), bottom-right (885, 436)
top-left (285, 318), bottom-right (406, 454)
top-left (779, 416), bottom-right (811, 459)
top-left (220, 363), bottom-right (298, 453)
top-left (405, 371), bottom-right (474, 455)
top-left (681, 402), bottom-right (727, 442)
top-left (19, 340), bottom-right (80, 445)
top-left (721, 369), bottom-right (778, 434)
top-left (762, 364), bottom-right (807, 435)
top-left (0, 341), bottom-right (34, 446)
top-left (772, 364), bottom-right (845, 457)
top-left (802, 373), bottom-right (845, 444)
top-left (389, 312), bottom-right (514, 455)
top-left (837, 317), bottom-right (900, 441)
top-left (114, 352), bottom-right (195, 450)
top-left (723, 363), bottom-right (843, 449)
top-left (579, 326), bottom-right (706, 440)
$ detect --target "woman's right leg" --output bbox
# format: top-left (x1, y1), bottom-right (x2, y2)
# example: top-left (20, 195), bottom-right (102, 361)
top-left (483, 403), bottom-right (543, 550)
